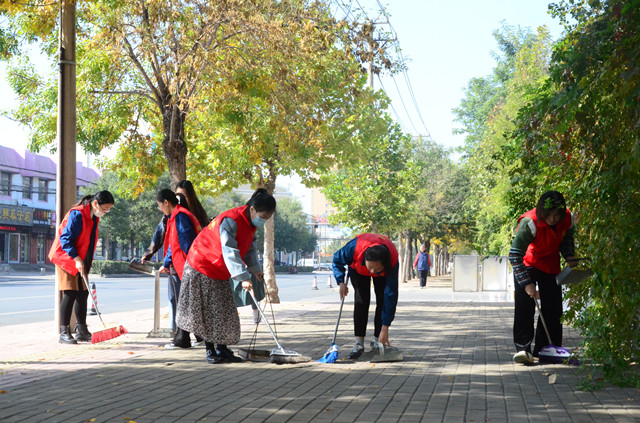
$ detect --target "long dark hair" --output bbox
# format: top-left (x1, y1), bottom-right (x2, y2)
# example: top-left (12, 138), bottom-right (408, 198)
top-left (75, 190), bottom-right (114, 207)
top-left (364, 244), bottom-right (392, 275)
top-left (175, 180), bottom-right (209, 227)
top-left (246, 188), bottom-right (276, 213)
top-left (536, 190), bottom-right (567, 221)
top-left (157, 188), bottom-right (178, 206)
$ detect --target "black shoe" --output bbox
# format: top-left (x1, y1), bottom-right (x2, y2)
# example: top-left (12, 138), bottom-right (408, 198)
top-left (172, 328), bottom-right (192, 348)
top-left (348, 343), bottom-right (364, 359)
top-left (216, 345), bottom-right (242, 363)
top-left (206, 349), bottom-right (227, 364)
top-left (59, 325), bottom-right (77, 344)
top-left (74, 324), bottom-right (92, 342)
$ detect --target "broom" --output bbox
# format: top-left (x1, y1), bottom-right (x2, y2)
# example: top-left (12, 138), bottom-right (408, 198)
top-left (81, 273), bottom-right (128, 344)
top-left (248, 289), bottom-right (310, 364)
top-left (317, 295), bottom-right (344, 363)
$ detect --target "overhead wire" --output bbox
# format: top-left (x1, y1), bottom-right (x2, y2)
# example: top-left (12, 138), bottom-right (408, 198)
top-left (376, 74), bottom-right (410, 134)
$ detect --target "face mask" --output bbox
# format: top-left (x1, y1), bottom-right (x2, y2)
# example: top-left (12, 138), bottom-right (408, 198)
top-left (94, 210), bottom-right (106, 218)
top-left (252, 215), bottom-right (267, 228)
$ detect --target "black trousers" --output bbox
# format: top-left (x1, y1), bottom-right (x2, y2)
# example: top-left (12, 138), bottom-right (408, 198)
top-left (60, 276), bottom-right (89, 326)
top-left (350, 269), bottom-right (387, 338)
top-left (513, 267), bottom-right (563, 356)
top-left (418, 270), bottom-right (429, 287)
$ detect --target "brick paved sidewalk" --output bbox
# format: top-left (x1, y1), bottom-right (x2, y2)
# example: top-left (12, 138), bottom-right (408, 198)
top-left (1, 277), bottom-right (639, 422)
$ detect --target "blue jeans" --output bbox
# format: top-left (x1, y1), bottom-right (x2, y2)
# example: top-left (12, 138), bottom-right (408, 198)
top-left (168, 273), bottom-right (181, 332)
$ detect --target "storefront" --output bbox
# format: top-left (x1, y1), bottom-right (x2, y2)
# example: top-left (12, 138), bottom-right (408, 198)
top-left (0, 204), bottom-right (33, 264)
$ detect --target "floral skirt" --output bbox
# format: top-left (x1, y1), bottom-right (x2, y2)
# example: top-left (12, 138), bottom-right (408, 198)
top-left (175, 262), bottom-right (241, 345)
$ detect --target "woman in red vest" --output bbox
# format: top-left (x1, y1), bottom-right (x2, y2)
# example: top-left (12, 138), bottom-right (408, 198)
top-left (49, 190), bottom-right (114, 344)
top-left (176, 188), bottom-right (276, 364)
top-left (332, 233), bottom-right (399, 359)
top-left (509, 191), bottom-right (578, 365)
top-left (155, 189), bottom-right (202, 348)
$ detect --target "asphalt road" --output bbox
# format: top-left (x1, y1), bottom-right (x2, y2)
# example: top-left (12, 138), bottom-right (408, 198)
top-left (0, 271), bottom-right (339, 327)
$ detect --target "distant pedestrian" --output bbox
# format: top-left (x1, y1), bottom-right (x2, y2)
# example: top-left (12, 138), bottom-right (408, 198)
top-left (177, 188), bottom-right (276, 364)
top-left (413, 245), bottom-right (431, 288)
top-left (155, 189), bottom-right (202, 348)
top-left (509, 191), bottom-right (578, 365)
top-left (49, 191), bottom-right (114, 344)
top-left (332, 233), bottom-right (399, 359)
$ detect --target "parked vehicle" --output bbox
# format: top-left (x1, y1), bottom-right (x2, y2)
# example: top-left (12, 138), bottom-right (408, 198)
top-left (296, 258), bottom-right (319, 270)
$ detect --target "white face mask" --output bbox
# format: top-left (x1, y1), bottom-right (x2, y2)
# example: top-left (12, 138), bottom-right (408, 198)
top-left (94, 210), bottom-right (106, 218)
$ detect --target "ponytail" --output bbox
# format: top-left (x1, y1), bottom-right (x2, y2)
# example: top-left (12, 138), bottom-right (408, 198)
top-left (246, 188), bottom-right (276, 213)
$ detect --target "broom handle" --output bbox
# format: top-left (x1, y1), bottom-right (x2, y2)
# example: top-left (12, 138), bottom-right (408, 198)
top-left (248, 288), bottom-right (285, 350)
top-left (533, 297), bottom-right (553, 345)
top-left (331, 296), bottom-right (345, 345)
top-left (81, 272), bottom-right (108, 329)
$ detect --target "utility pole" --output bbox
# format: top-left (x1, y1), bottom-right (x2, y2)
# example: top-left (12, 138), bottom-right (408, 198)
top-left (55, 0), bottom-right (77, 330)
top-left (365, 19), bottom-right (396, 90)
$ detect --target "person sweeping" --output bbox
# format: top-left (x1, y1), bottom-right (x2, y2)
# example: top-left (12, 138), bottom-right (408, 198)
top-left (49, 191), bottom-right (114, 344)
top-left (332, 233), bottom-right (399, 359)
top-left (510, 190), bottom-right (578, 365)
top-left (176, 188), bottom-right (276, 364)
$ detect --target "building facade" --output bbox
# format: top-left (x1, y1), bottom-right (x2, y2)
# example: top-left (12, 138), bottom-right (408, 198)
top-left (0, 146), bottom-right (99, 265)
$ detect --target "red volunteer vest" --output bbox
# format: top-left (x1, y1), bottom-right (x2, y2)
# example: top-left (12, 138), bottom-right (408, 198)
top-left (48, 203), bottom-right (99, 275)
top-left (351, 233), bottom-right (399, 277)
top-left (163, 204), bottom-right (202, 279)
top-left (518, 208), bottom-right (573, 274)
top-left (187, 205), bottom-right (256, 280)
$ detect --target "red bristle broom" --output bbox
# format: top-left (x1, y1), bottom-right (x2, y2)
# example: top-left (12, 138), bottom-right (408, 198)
top-left (81, 273), bottom-right (128, 344)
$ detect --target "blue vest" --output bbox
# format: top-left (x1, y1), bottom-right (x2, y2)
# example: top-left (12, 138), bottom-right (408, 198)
top-left (417, 252), bottom-right (430, 271)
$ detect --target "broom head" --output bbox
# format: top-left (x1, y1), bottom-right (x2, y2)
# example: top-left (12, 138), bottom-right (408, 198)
top-left (91, 325), bottom-right (128, 344)
top-left (538, 344), bottom-right (573, 364)
top-left (317, 344), bottom-right (339, 363)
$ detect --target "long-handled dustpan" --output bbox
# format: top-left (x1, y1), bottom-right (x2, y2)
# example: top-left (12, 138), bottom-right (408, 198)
top-left (317, 296), bottom-right (345, 363)
top-left (534, 298), bottom-right (577, 365)
top-left (556, 257), bottom-right (593, 286)
top-left (248, 290), bottom-right (310, 364)
top-left (81, 273), bottom-right (128, 344)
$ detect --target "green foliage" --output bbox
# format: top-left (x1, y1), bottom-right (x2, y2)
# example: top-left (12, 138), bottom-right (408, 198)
top-left (271, 198), bottom-right (317, 254)
top-left (89, 260), bottom-right (135, 275)
top-left (454, 24), bottom-right (554, 255)
top-left (512, 0), bottom-right (640, 387)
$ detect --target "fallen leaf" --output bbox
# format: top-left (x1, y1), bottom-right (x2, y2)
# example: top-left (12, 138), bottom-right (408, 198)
top-left (0, 390), bottom-right (7, 394)
top-left (549, 374), bottom-right (557, 384)
top-left (86, 419), bottom-right (96, 422)
top-left (128, 352), bottom-right (134, 355)
top-left (38, 358), bottom-right (45, 361)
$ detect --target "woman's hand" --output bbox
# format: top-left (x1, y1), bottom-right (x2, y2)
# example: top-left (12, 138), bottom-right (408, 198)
top-left (378, 326), bottom-right (391, 347)
top-left (253, 271), bottom-right (264, 282)
top-left (74, 257), bottom-right (84, 275)
top-left (242, 280), bottom-right (253, 291)
top-left (566, 256), bottom-right (579, 268)
top-left (525, 283), bottom-right (539, 299)
top-left (339, 282), bottom-right (348, 299)
top-left (158, 266), bottom-right (169, 274)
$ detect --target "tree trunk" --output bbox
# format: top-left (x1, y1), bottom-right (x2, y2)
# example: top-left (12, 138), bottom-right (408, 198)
top-left (162, 104), bottom-right (188, 187)
top-left (105, 236), bottom-right (110, 261)
top-left (261, 176), bottom-right (279, 303)
top-left (402, 230), bottom-right (412, 283)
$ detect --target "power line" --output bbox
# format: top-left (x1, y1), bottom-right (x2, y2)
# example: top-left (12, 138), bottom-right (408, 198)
top-left (390, 73), bottom-right (420, 135)
top-left (376, 74), bottom-right (410, 134)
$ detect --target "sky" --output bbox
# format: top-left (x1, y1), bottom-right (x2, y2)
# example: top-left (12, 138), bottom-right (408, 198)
top-left (0, 0), bottom-right (564, 194)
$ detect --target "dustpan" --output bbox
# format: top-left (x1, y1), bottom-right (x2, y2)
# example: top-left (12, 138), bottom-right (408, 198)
top-left (370, 345), bottom-right (404, 363)
top-left (555, 257), bottom-right (593, 286)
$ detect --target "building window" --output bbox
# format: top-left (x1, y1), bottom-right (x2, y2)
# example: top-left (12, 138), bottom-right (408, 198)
top-left (0, 172), bottom-right (11, 196)
top-left (38, 179), bottom-right (48, 202)
top-left (22, 176), bottom-right (33, 199)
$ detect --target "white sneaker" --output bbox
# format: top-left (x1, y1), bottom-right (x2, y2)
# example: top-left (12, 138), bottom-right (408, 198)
top-left (191, 341), bottom-right (205, 348)
top-left (253, 309), bottom-right (261, 324)
top-left (513, 350), bottom-right (535, 365)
